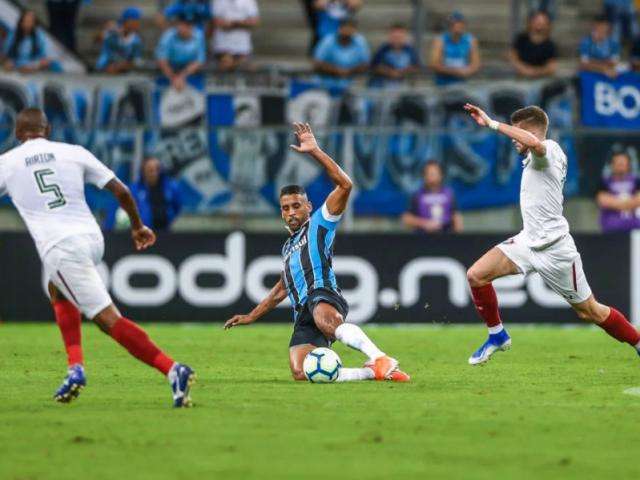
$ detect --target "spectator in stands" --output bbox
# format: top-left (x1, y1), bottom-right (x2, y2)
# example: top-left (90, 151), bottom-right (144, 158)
top-left (211, 0), bottom-right (260, 71)
top-left (579, 15), bottom-right (620, 78)
top-left (313, 19), bottom-right (370, 90)
top-left (603, 0), bottom-right (637, 45)
top-left (0, 20), bottom-right (8, 61)
top-left (370, 23), bottom-right (420, 87)
top-left (596, 151), bottom-right (640, 233)
top-left (508, 11), bottom-right (557, 78)
top-left (3, 10), bottom-right (60, 73)
top-left (160, 0), bottom-right (212, 34)
top-left (46, 0), bottom-right (83, 52)
top-left (96, 7), bottom-right (143, 74)
top-left (156, 13), bottom-right (205, 90)
top-left (631, 35), bottom-right (640, 71)
top-left (130, 157), bottom-right (183, 231)
top-left (430, 11), bottom-right (481, 86)
top-left (401, 161), bottom-right (463, 234)
top-left (314, 0), bottom-right (362, 43)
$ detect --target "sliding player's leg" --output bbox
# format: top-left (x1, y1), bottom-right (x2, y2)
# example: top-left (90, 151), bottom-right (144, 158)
top-left (308, 290), bottom-right (409, 381)
top-left (49, 283), bottom-right (86, 403)
top-left (288, 309), bottom-right (376, 382)
top-left (466, 239), bottom-right (527, 365)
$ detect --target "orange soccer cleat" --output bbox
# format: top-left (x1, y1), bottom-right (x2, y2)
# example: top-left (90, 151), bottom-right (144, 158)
top-left (369, 356), bottom-right (399, 380)
top-left (388, 369), bottom-right (411, 382)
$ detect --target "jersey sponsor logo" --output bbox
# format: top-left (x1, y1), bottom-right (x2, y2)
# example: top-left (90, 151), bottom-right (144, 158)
top-left (86, 232), bottom-right (572, 324)
top-left (282, 236), bottom-right (308, 262)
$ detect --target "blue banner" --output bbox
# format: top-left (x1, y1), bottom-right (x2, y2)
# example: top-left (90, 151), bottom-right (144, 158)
top-left (580, 71), bottom-right (640, 129)
top-left (0, 74), bottom-right (579, 218)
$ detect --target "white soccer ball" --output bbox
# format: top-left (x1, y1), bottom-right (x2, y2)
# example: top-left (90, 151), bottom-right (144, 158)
top-left (303, 347), bottom-right (342, 383)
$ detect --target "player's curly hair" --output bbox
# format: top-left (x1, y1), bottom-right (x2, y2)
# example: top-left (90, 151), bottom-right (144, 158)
top-left (510, 106), bottom-right (549, 132)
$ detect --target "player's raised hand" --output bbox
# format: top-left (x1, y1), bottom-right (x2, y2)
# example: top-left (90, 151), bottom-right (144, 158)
top-left (223, 314), bottom-right (253, 330)
top-left (132, 225), bottom-right (156, 251)
top-left (464, 103), bottom-right (493, 127)
top-left (290, 122), bottom-right (319, 154)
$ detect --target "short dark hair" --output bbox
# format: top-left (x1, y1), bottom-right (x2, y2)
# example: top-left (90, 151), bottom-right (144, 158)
top-left (390, 22), bottom-right (407, 31)
top-left (594, 14), bottom-right (610, 24)
top-left (611, 151), bottom-right (631, 163)
top-left (280, 185), bottom-right (307, 197)
top-left (510, 106), bottom-right (549, 131)
top-left (340, 18), bottom-right (357, 29)
top-left (424, 159), bottom-right (442, 172)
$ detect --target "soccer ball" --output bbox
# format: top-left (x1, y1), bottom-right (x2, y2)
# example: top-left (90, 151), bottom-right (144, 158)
top-left (303, 347), bottom-right (342, 383)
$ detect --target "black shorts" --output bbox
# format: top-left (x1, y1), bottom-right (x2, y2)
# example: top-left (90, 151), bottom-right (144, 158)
top-left (289, 288), bottom-right (349, 348)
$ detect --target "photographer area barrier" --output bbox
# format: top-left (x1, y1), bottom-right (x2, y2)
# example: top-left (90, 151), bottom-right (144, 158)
top-left (0, 232), bottom-right (632, 324)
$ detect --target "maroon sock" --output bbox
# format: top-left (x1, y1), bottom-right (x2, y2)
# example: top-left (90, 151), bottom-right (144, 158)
top-left (470, 284), bottom-right (502, 328)
top-left (53, 300), bottom-right (83, 366)
top-left (110, 318), bottom-right (174, 375)
top-left (598, 308), bottom-right (640, 346)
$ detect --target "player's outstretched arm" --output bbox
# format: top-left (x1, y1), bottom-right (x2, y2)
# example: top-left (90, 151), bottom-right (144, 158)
top-left (224, 277), bottom-right (288, 330)
top-left (104, 178), bottom-right (156, 251)
top-left (290, 122), bottom-right (353, 216)
top-left (463, 103), bottom-right (546, 157)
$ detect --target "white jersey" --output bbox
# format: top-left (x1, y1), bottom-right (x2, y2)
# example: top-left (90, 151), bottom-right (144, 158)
top-left (519, 139), bottom-right (570, 249)
top-left (0, 138), bottom-right (115, 258)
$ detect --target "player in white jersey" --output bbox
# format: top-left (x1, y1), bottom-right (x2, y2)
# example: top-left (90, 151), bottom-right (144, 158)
top-left (462, 104), bottom-right (640, 365)
top-left (1, 108), bottom-right (195, 407)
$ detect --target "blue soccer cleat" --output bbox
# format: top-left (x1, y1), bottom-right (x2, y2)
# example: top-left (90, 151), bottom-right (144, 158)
top-left (169, 363), bottom-right (196, 408)
top-left (468, 329), bottom-right (512, 365)
top-left (53, 364), bottom-right (86, 403)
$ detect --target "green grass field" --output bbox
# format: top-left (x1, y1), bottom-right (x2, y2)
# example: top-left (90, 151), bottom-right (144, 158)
top-left (1, 323), bottom-right (640, 480)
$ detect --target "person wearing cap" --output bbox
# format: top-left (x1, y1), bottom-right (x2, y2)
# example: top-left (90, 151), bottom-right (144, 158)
top-left (156, 13), bottom-right (206, 90)
top-left (313, 18), bottom-right (370, 90)
top-left (95, 7), bottom-right (143, 74)
top-left (429, 11), bottom-right (481, 86)
top-left (160, 0), bottom-right (212, 35)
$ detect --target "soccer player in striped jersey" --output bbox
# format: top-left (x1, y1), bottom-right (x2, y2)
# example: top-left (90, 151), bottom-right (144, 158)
top-left (224, 123), bottom-right (409, 382)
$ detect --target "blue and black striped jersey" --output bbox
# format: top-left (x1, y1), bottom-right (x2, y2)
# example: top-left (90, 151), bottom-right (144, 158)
top-left (281, 203), bottom-right (341, 315)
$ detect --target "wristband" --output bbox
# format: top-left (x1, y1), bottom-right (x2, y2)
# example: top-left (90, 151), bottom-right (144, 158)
top-left (488, 119), bottom-right (500, 131)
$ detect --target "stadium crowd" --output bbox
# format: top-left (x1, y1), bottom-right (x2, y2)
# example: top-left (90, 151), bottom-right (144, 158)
top-left (1, 0), bottom-right (640, 235)
top-left (1, 0), bottom-right (640, 79)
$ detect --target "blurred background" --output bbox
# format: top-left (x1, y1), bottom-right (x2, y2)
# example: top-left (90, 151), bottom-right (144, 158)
top-left (0, 0), bottom-right (638, 325)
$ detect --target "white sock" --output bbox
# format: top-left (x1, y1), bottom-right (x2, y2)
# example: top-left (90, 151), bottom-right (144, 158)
top-left (488, 324), bottom-right (504, 335)
top-left (336, 367), bottom-right (375, 382)
top-left (334, 323), bottom-right (385, 361)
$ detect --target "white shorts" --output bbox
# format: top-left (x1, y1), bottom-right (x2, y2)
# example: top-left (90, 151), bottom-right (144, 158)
top-left (43, 234), bottom-right (112, 318)
top-left (496, 232), bottom-right (592, 304)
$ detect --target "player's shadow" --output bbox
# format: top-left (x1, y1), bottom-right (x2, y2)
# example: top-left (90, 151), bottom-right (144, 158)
top-left (216, 379), bottom-right (294, 385)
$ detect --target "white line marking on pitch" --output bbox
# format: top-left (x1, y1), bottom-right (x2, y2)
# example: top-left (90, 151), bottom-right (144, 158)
top-left (623, 387), bottom-right (640, 396)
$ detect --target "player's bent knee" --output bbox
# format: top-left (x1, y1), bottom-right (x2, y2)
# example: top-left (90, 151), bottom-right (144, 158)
top-left (467, 267), bottom-right (486, 288)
